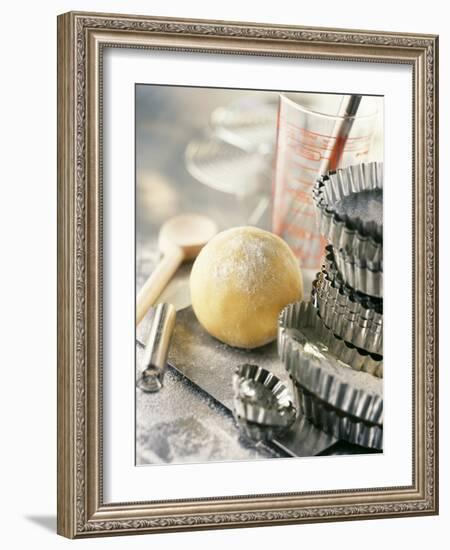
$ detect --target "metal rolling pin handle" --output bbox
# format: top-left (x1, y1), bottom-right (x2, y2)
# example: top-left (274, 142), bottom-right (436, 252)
top-left (137, 303), bottom-right (177, 393)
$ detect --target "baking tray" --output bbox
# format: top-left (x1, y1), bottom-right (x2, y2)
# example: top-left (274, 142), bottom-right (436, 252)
top-left (137, 306), bottom-right (337, 458)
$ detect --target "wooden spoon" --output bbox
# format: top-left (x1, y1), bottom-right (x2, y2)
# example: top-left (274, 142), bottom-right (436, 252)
top-left (136, 214), bottom-right (218, 325)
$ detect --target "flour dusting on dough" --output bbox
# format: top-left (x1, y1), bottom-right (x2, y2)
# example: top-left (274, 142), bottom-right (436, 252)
top-left (211, 230), bottom-right (278, 294)
top-left (190, 226), bottom-right (303, 349)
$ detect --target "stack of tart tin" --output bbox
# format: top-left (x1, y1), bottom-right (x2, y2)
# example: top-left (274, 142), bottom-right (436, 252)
top-left (312, 161), bottom-right (383, 357)
top-left (279, 162), bottom-right (384, 449)
top-left (232, 162), bottom-right (384, 452)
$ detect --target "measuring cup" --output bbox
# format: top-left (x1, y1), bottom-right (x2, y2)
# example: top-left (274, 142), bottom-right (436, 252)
top-left (272, 93), bottom-right (378, 268)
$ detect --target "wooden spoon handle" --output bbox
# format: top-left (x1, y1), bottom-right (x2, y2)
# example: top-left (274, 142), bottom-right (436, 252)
top-left (136, 246), bottom-right (184, 325)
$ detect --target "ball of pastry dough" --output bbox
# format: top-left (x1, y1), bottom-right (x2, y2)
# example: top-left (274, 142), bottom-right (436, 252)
top-left (190, 226), bottom-right (303, 349)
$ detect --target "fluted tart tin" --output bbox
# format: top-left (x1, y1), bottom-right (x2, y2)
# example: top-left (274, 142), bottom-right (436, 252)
top-left (232, 364), bottom-right (296, 442)
top-left (278, 301), bottom-right (383, 449)
top-left (297, 388), bottom-right (383, 449)
top-left (279, 301), bottom-right (383, 378)
top-left (325, 244), bottom-right (383, 299)
top-left (313, 162), bottom-right (383, 263)
top-left (312, 268), bottom-right (383, 357)
top-left (278, 301), bottom-right (383, 423)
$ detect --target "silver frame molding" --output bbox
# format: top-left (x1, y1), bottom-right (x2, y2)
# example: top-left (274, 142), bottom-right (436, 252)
top-left (57, 11), bottom-right (439, 538)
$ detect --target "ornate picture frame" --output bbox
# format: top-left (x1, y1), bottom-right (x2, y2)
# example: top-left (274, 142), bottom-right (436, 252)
top-left (57, 11), bottom-right (438, 538)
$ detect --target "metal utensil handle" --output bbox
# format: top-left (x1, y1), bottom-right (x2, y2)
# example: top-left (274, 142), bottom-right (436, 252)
top-left (138, 303), bottom-right (177, 392)
top-left (319, 94), bottom-right (362, 175)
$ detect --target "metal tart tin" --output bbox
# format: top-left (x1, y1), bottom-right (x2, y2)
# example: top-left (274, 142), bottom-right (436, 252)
top-left (232, 364), bottom-right (296, 442)
top-left (296, 387), bottom-right (383, 449)
top-left (279, 301), bottom-right (383, 378)
top-left (278, 303), bottom-right (383, 423)
top-left (278, 301), bottom-right (383, 449)
top-left (325, 244), bottom-right (383, 299)
top-left (312, 268), bottom-right (383, 356)
top-left (313, 162), bottom-right (383, 263)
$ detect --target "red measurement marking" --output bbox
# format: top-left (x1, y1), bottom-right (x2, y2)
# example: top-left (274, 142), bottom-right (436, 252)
top-left (287, 144), bottom-right (322, 161)
top-left (286, 129), bottom-right (331, 150)
top-left (286, 178), bottom-right (312, 193)
top-left (285, 182), bottom-right (313, 194)
top-left (288, 246), bottom-right (324, 266)
top-left (282, 173), bottom-right (314, 187)
top-left (287, 137), bottom-right (370, 156)
top-left (287, 234), bottom-right (326, 253)
top-left (285, 207), bottom-right (316, 218)
top-left (279, 224), bottom-right (316, 239)
top-left (290, 159), bottom-right (318, 172)
top-left (280, 116), bottom-right (371, 142)
top-left (285, 188), bottom-right (313, 203)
